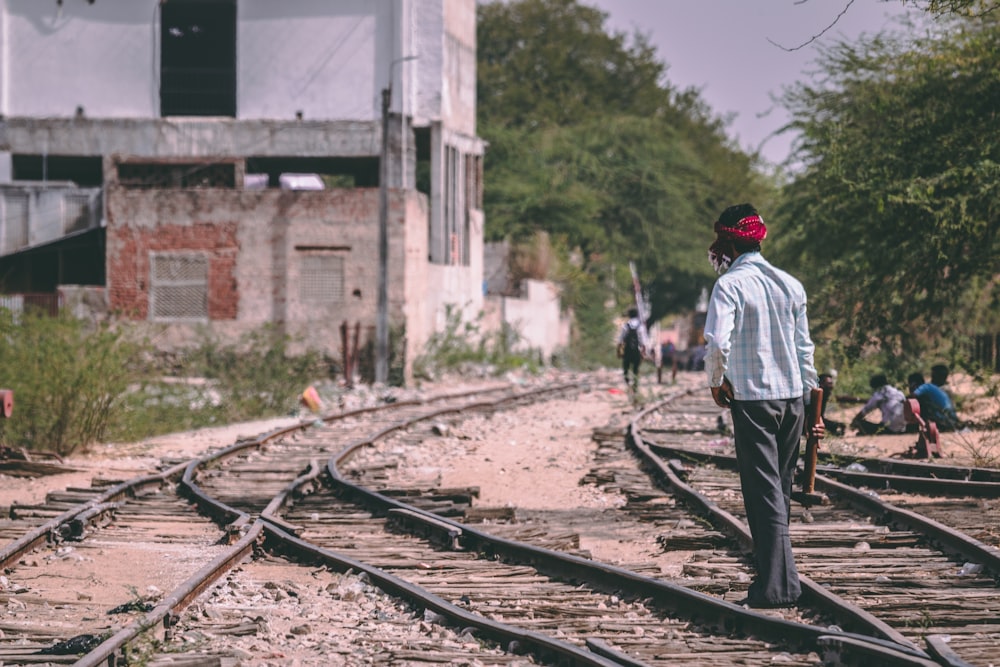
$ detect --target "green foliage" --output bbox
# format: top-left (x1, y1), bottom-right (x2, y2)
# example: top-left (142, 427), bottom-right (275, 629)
top-left (901, 0), bottom-right (1000, 14)
top-left (478, 0), bottom-right (777, 327)
top-left (774, 12), bottom-right (1000, 366)
top-left (412, 305), bottom-right (541, 379)
top-left (110, 325), bottom-right (327, 443)
top-left (477, 0), bottom-right (670, 129)
top-left (557, 264), bottom-right (617, 369)
top-left (0, 310), bottom-right (140, 455)
top-left (180, 325), bottom-right (326, 417)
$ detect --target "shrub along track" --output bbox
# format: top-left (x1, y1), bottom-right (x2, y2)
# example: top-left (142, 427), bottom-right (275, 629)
top-left (0, 375), bottom-right (976, 666)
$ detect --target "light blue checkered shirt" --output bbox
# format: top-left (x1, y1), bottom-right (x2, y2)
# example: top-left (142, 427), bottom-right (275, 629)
top-left (704, 252), bottom-right (818, 401)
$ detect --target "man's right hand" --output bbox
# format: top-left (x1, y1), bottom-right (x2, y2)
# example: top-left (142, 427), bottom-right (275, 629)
top-left (711, 378), bottom-right (734, 408)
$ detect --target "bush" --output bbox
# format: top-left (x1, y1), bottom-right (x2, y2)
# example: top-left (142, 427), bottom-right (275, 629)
top-left (412, 305), bottom-right (541, 380)
top-left (179, 324), bottom-right (327, 419)
top-left (0, 310), bottom-right (140, 455)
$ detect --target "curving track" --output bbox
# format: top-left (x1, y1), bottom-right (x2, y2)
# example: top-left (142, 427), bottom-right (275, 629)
top-left (0, 372), bottom-right (996, 665)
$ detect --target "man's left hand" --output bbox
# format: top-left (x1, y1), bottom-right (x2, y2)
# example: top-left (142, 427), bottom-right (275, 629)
top-left (810, 418), bottom-right (826, 440)
top-left (711, 378), bottom-right (734, 408)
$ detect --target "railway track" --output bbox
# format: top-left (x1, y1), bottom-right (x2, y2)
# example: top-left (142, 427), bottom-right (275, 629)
top-left (0, 372), bottom-right (995, 665)
top-left (635, 390), bottom-right (1000, 667)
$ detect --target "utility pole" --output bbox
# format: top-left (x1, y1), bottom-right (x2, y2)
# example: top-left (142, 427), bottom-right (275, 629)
top-left (375, 55), bottom-right (417, 385)
top-left (376, 86), bottom-right (391, 385)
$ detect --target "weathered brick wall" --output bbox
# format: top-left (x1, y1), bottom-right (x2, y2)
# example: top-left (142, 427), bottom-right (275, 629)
top-left (106, 216), bottom-right (238, 319)
top-left (104, 187), bottom-right (432, 372)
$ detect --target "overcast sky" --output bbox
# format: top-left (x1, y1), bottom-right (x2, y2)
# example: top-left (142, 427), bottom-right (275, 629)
top-left (587, 0), bottom-right (912, 165)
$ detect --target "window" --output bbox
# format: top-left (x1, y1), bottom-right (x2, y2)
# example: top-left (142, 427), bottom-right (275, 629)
top-left (160, 0), bottom-right (237, 117)
top-left (150, 253), bottom-right (208, 320)
top-left (299, 254), bottom-right (345, 304)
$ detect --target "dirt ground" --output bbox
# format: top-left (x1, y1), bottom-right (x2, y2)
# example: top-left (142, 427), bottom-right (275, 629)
top-left (1, 369), bottom-right (997, 514)
top-left (0, 367), bottom-right (997, 664)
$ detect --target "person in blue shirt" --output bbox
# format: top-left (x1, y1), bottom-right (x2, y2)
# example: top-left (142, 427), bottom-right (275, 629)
top-left (907, 372), bottom-right (959, 432)
top-left (704, 203), bottom-right (824, 609)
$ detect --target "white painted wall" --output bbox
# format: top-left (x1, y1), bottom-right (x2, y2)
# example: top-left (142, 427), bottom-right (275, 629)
top-left (495, 280), bottom-right (570, 362)
top-left (237, 1), bottom-right (383, 121)
top-left (0, 0), bottom-right (467, 124)
top-left (2, 0), bottom-right (158, 117)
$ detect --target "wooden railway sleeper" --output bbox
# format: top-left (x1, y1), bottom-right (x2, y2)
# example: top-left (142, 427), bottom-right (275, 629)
top-left (387, 506), bottom-right (463, 550)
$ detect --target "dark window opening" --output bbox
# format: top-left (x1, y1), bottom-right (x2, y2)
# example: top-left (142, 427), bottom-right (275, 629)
top-left (245, 157), bottom-right (379, 188)
top-left (414, 127), bottom-right (431, 197)
top-left (117, 163), bottom-right (236, 188)
top-left (12, 155), bottom-right (104, 187)
top-left (0, 228), bottom-right (105, 292)
top-left (160, 0), bottom-right (237, 117)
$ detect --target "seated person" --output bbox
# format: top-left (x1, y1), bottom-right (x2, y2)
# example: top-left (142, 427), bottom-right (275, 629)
top-left (819, 373), bottom-right (846, 435)
top-left (907, 372), bottom-right (960, 432)
top-left (931, 363), bottom-right (950, 388)
top-left (931, 363), bottom-right (954, 402)
top-left (850, 374), bottom-right (907, 435)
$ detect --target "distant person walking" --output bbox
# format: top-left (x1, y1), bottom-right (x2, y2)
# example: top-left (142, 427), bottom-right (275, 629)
top-left (617, 307), bottom-right (647, 393)
top-left (703, 203), bottom-right (824, 609)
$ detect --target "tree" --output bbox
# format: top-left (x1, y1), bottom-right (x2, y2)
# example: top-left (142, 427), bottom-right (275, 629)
top-left (899, 0), bottom-right (999, 15)
top-left (478, 0), bottom-right (776, 322)
top-left (477, 0), bottom-right (671, 129)
top-left (773, 12), bottom-right (1000, 362)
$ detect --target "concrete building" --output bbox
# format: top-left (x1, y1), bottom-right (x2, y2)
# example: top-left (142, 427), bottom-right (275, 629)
top-left (0, 0), bottom-right (484, 383)
top-left (482, 240), bottom-right (571, 364)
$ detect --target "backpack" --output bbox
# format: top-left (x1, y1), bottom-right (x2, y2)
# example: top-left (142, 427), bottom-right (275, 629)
top-left (623, 321), bottom-right (640, 353)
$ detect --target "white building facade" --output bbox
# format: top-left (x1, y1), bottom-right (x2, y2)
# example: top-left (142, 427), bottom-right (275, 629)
top-left (0, 0), bottom-right (484, 383)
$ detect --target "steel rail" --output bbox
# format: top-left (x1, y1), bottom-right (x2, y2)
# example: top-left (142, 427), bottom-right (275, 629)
top-left (628, 392), bottom-right (953, 663)
top-left (629, 423), bottom-right (920, 651)
top-left (813, 473), bottom-right (1000, 575)
top-left (655, 443), bottom-right (1000, 497)
top-left (818, 466), bottom-right (1000, 497)
top-left (0, 460), bottom-right (190, 569)
top-left (648, 442), bottom-right (1000, 578)
top-left (73, 519), bottom-right (261, 667)
top-left (174, 384), bottom-right (530, 533)
top-left (633, 395), bottom-right (994, 667)
top-left (817, 452), bottom-right (1000, 483)
top-left (323, 410), bottom-right (935, 665)
top-left (258, 522), bottom-right (626, 667)
top-left (68, 380), bottom-right (946, 666)
top-left (77, 398), bottom-right (631, 667)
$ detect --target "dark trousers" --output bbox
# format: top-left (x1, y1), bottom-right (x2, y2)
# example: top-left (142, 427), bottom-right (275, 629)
top-left (731, 398), bottom-right (804, 605)
top-left (622, 350), bottom-right (641, 389)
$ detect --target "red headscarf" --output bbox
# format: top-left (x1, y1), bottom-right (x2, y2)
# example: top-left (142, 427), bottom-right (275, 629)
top-left (714, 214), bottom-right (767, 243)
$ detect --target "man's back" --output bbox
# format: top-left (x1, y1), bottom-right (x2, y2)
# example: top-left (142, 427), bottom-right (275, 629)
top-left (704, 252), bottom-right (814, 401)
top-left (913, 382), bottom-right (959, 429)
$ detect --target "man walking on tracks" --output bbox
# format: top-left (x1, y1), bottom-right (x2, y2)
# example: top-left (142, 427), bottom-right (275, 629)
top-left (703, 203), bottom-right (824, 609)
top-left (617, 307), bottom-right (647, 393)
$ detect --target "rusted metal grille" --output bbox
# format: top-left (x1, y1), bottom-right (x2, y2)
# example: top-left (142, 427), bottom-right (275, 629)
top-left (0, 293), bottom-right (61, 317)
top-left (299, 255), bottom-right (344, 304)
top-left (150, 254), bottom-right (208, 320)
